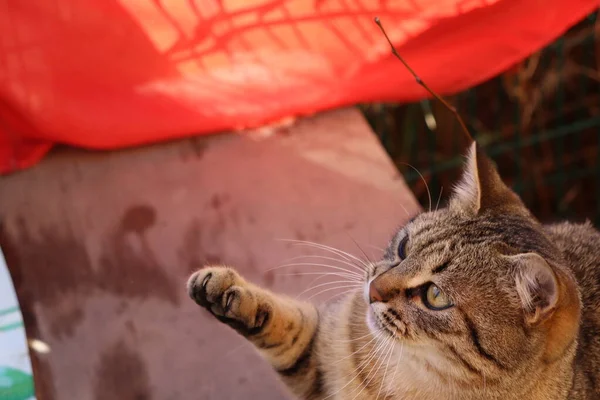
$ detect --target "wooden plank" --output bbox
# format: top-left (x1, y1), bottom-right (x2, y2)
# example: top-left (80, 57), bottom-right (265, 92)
top-left (0, 107), bottom-right (420, 399)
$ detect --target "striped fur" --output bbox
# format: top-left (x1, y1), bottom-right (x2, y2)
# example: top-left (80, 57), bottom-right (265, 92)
top-left (187, 143), bottom-right (599, 399)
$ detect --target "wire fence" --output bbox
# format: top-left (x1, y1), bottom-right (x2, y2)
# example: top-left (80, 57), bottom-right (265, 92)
top-left (363, 10), bottom-right (600, 225)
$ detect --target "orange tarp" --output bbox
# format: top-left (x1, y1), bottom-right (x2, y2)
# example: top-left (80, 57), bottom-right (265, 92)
top-left (1, 0), bottom-right (598, 174)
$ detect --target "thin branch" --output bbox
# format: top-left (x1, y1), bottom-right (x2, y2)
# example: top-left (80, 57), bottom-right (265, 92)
top-left (374, 17), bottom-right (474, 144)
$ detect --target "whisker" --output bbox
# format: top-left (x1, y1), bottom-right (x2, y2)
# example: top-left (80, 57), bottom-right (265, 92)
top-left (323, 331), bottom-right (390, 400)
top-left (302, 273), bottom-right (349, 294)
top-left (266, 262), bottom-right (363, 278)
top-left (375, 329), bottom-right (398, 400)
top-left (334, 331), bottom-right (382, 364)
top-left (346, 233), bottom-right (373, 265)
top-left (277, 239), bottom-right (357, 263)
top-left (336, 330), bottom-right (374, 344)
top-left (386, 341), bottom-right (404, 394)
top-left (295, 280), bottom-right (360, 299)
top-left (399, 162), bottom-right (432, 212)
top-left (399, 203), bottom-right (411, 218)
top-left (346, 324), bottom-right (372, 333)
top-left (304, 284), bottom-right (361, 301)
top-left (281, 254), bottom-right (366, 275)
top-left (223, 342), bottom-right (249, 359)
top-left (325, 288), bottom-right (362, 303)
top-left (282, 273), bottom-right (362, 298)
top-left (276, 272), bottom-right (361, 281)
top-left (350, 333), bottom-right (396, 400)
top-left (294, 242), bottom-right (369, 271)
top-left (365, 243), bottom-right (385, 253)
top-left (347, 335), bottom-right (394, 398)
top-left (277, 239), bottom-right (370, 270)
top-left (435, 186), bottom-right (444, 212)
top-left (347, 321), bottom-right (372, 329)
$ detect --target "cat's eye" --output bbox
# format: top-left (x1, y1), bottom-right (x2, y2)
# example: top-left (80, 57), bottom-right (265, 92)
top-left (398, 236), bottom-right (408, 259)
top-left (422, 283), bottom-right (453, 310)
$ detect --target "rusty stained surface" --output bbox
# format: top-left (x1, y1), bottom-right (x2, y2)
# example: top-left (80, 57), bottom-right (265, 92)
top-left (0, 108), bottom-right (420, 400)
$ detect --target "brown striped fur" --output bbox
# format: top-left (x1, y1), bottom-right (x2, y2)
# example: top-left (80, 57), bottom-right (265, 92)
top-left (187, 143), bottom-right (599, 399)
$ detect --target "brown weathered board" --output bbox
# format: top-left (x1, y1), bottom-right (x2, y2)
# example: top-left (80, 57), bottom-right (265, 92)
top-left (0, 108), bottom-right (420, 399)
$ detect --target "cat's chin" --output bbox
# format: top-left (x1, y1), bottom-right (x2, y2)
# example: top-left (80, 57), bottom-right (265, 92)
top-left (366, 309), bottom-right (379, 333)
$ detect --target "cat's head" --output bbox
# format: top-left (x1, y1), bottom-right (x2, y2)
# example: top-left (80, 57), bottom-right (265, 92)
top-left (365, 142), bottom-right (581, 379)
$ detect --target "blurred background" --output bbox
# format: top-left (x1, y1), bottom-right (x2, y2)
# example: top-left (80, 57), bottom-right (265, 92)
top-left (364, 12), bottom-right (600, 224)
top-left (0, 1), bottom-right (599, 399)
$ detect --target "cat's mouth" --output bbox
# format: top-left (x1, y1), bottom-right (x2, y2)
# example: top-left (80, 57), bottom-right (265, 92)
top-left (368, 305), bottom-right (407, 338)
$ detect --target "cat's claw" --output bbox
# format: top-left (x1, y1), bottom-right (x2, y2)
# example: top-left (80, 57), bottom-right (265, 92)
top-left (187, 267), bottom-right (267, 334)
top-left (188, 267), bottom-right (237, 311)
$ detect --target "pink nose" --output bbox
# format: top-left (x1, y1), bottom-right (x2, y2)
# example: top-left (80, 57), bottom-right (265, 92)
top-left (369, 280), bottom-right (384, 303)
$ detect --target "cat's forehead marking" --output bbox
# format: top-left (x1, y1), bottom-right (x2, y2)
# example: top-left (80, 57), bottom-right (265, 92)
top-left (408, 218), bottom-right (437, 238)
top-left (400, 246), bottom-right (449, 289)
top-left (406, 210), bottom-right (457, 240)
top-left (408, 226), bottom-right (457, 259)
top-left (432, 261), bottom-right (450, 274)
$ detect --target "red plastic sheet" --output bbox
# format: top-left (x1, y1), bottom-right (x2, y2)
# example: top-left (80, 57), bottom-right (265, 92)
top-left (1, 0), bottom-right (598, 174)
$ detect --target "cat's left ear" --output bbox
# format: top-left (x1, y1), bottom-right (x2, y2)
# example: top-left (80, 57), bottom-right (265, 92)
top-left (450, 142), bottom-right (524, 214)
top-left (507, 252), bottom-right (581, 362)
top-left (509, 253), bottom-right (559, 324)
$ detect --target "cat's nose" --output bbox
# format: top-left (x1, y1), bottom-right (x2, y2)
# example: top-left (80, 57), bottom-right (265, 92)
top-left (369, 280), bottom-right (384, 303)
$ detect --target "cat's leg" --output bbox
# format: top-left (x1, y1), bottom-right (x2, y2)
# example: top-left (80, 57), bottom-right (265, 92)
top-left (187, 266), bottom-right (324, 399)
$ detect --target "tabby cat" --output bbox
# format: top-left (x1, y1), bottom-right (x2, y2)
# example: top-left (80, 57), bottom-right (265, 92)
top-left (187, 142), bottom-right (599, 399)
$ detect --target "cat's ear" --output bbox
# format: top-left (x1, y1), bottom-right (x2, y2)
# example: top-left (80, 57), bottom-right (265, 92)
top-left (507, 252), bottom-right (581, 362)
top-left (450, 142), bottom-right (523, 214)
top-left (509, 253), bottom-right (559, 324)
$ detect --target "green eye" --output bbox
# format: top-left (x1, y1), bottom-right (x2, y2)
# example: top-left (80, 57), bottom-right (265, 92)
top-left (423, 283), bottom-right (453, 310)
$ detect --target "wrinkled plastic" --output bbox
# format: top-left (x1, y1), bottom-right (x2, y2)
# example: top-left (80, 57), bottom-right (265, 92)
top-left (1, 0), bottom-right (598, 174)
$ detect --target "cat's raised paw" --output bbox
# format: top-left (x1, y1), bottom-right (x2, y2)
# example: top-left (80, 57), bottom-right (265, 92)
top-left (187, 267), bottom-right (239, 309)
top-left (187, 267), bottom-right (270, 335)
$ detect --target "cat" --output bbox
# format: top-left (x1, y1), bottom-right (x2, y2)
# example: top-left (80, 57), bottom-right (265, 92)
top-left (187, 142), bottom-right (599, 399)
